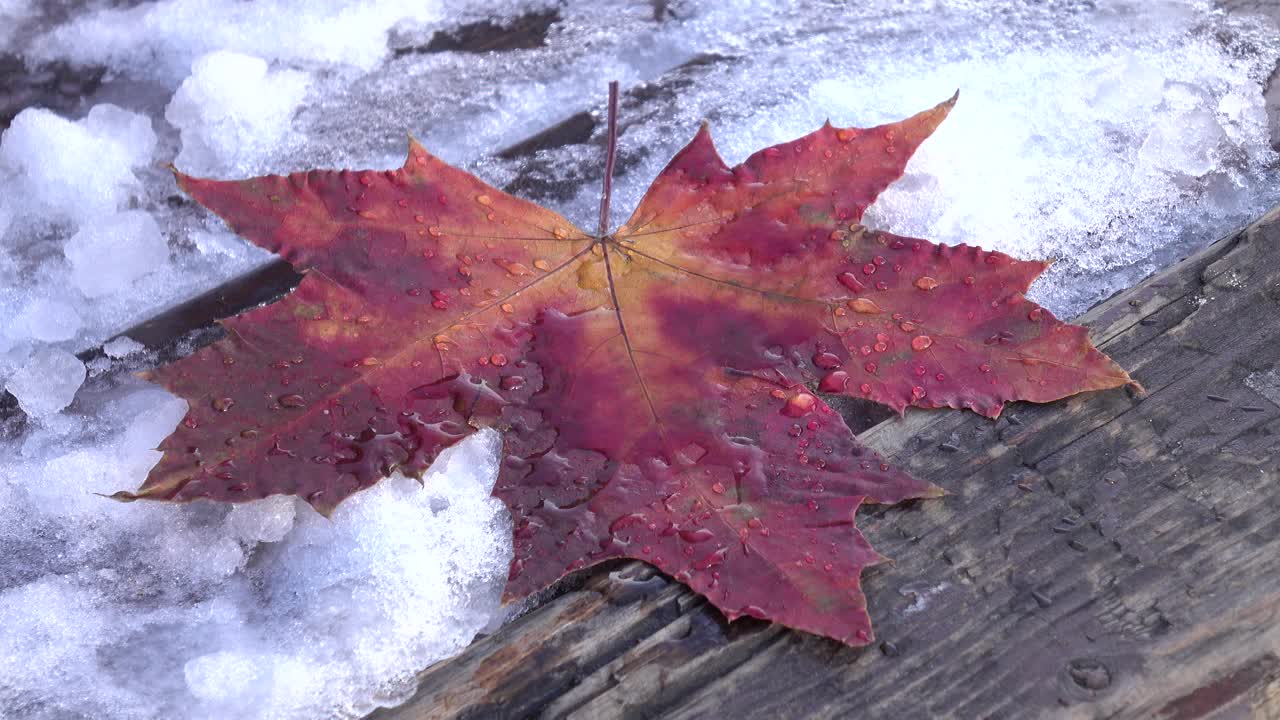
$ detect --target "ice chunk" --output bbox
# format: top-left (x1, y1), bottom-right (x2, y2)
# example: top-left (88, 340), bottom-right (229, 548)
top-left (103, 336), bottom-right (145, 358)
top-left (166, 51), bottom-right (312, 176)
top-left (5, 347), bottom-right (85, 417)
top-left (10, 297), bottom-right (83, 343)
top-left (84, 104), bottom-right (160, 166)
top-left (227, 495), bottom-right (297, 544)
top-left (0, 105), bottom-right (156, 224)
top-left (63, 210), bottom-right (169, 298)
top-left (1137, 107), bottom-right (1225, 178)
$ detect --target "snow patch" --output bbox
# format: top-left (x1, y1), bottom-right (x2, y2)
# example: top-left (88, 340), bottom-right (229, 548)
top-left (0, 392), bottom-right (512, 720)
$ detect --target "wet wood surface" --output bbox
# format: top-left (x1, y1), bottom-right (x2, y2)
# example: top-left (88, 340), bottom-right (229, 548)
top-left (369, 205), bottom-right (1280, 720)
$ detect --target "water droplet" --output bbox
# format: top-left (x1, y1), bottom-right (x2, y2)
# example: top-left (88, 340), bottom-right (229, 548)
top-left (680, 527), bottom-right (715, 543)
top-left (496, 259), bottom-right (532, 276)
top-left (813, 352), bottom-right (842, 369)
top-left (836, 128), bottom-right (857, 142)
top-left (533, 259), bottom-right (552, 271)
top-left (278, 394), bottom-right (306, 408)
top-left (788, 424), bottom-right (803, 437)
top-left (963, 276), bottom-right (975, 286)
top-left (211, 397), bottom-right (235, 412)
top-left (829, 229), bottom-right (848, 242)
top-left (911, 386), bottom-right (926, 400)
top-left (500, 303), bottom-right (515, 314)
top-left (490, 353), bottom-right (508, 367)
top-left (979, 363), bottom-right (992, 373)
top-left (782, 393), bottom-right (817, 417)
top-left (1028, 308), bottom-right (1043, 322)
top-left (476, 194), bottom-right (492, 206)
top-left (899, 321), bottom-right (917, 333)
top-left (873, 342), bottom-right (887, 353)
top-left (915, 276), bottom-right (939, 290)
top-left (501, 375), bottom-right (525, 390)
top-left (837, 272), bottom-right (865, 292)
top-left (182, 416), bottom-right (199, 429)
top-left (711, 481), bottom-right (726, 494)
top-left (553, 227), bottom-right (568, 239)
top-left (848, 298), bottom-right (881, 314)
top-left (818, 371), bottom-right (848, 393)
top-left (694, 547), bottom-right (728, 570)
top-left (864, 361), bottom-right (878, 374)
top-left (911, 336), bottom-right (933, 351)
top-left (862, 263), bottom-right (877, 275)
top-left (610, 513), bottom-right (646, 534)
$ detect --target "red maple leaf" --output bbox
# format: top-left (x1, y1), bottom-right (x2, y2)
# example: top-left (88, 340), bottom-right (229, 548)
top-left (117, 85), bottom-right (1131, 645)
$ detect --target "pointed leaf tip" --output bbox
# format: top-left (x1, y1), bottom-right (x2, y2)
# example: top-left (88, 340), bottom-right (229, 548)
top-left (405, 133), bottom-right (426, 158)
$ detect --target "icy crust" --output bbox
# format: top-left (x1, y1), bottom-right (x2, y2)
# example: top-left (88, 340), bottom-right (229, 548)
top-left (27, 0), bottom-right (447, 84)
top-left (0, 389), bottom-right (512, 720)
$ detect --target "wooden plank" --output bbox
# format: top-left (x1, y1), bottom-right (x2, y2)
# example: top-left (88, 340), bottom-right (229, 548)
top-left (372, 207), bottom-right (1280, 720)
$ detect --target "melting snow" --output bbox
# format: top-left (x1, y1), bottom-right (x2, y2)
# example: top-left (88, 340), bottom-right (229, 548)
top-left (0, 0), bottom-right (1277, 718)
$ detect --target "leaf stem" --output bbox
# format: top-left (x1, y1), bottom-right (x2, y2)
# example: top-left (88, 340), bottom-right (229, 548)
top-left (597, 80), bottom-right (620, 239)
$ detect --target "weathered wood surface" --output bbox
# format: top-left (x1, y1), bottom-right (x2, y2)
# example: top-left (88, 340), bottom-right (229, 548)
top-left (371, 207), bottom-right (1280, 720)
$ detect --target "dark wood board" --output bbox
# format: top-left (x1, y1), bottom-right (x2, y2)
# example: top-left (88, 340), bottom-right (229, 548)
top-left (372, 207), bottom-right (1280, 720)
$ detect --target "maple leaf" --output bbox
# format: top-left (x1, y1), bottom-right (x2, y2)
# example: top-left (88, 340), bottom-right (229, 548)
top-left (117, 85), bottom-right (1131, 645)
